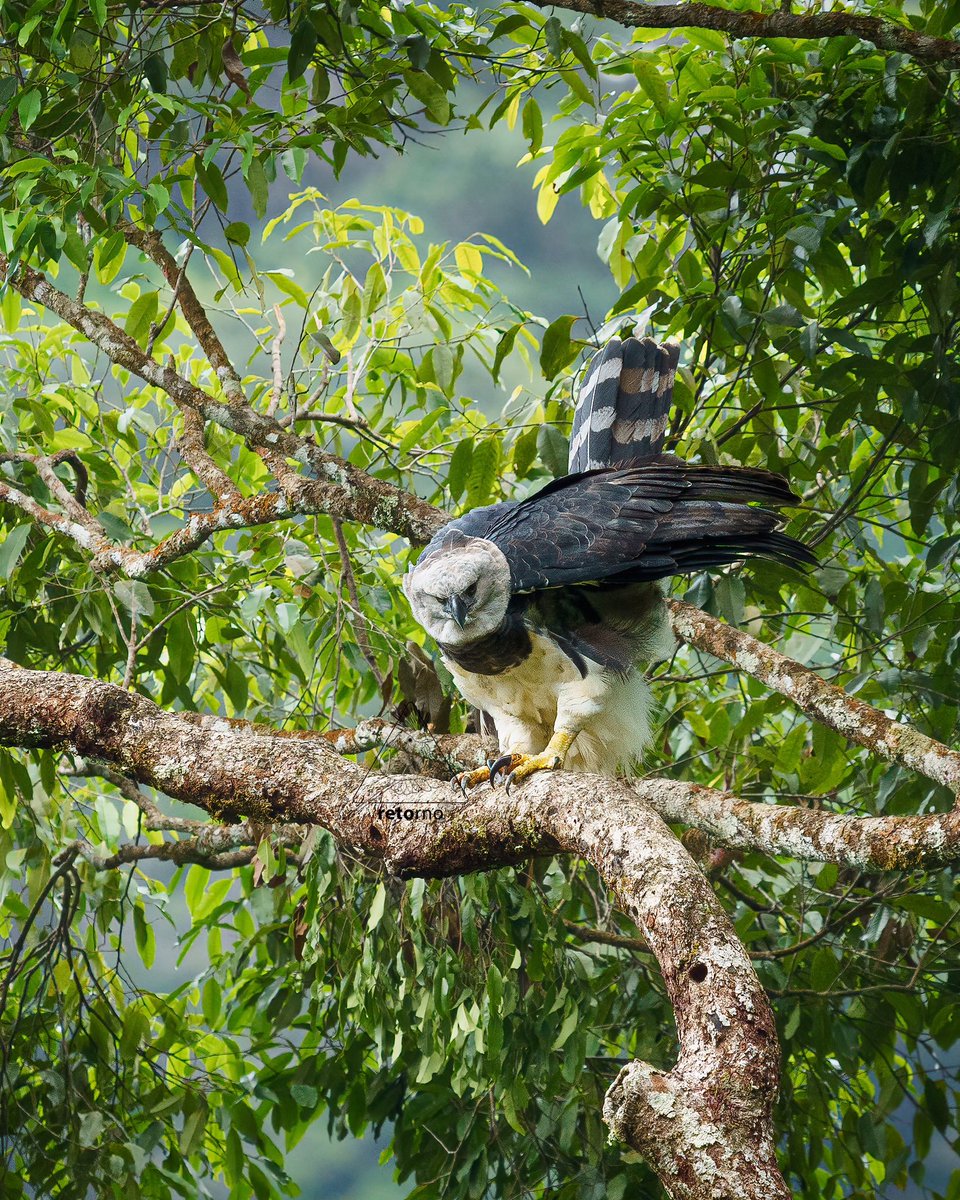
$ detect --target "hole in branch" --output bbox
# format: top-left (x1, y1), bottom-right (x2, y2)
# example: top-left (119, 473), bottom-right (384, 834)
top-left (689, 961), bottom-right (708, 983)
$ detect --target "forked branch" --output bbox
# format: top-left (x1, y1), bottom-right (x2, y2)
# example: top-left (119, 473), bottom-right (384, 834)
top-left (0, 656), bottom-right (786, 1199)
top-left (0, 254), bottom-right (445, 567)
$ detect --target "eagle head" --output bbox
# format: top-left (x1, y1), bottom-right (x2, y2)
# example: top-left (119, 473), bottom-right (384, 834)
top-left (403, 533), bottom-right (511, 647)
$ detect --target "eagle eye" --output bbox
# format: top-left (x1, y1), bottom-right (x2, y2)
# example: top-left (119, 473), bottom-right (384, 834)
top-left (463, 581), bottom-right (478, 599)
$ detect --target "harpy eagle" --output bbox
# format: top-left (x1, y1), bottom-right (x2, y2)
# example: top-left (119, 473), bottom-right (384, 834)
top-left (404, 336), bottom-right (813, 790)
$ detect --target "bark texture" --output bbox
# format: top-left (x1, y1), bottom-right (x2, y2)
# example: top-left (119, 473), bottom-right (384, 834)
top-left (529, 0), bottom-right (960, 69)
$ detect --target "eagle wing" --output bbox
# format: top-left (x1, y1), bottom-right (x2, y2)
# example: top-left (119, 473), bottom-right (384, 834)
top-left (471, 463), bottom-right (814, 594)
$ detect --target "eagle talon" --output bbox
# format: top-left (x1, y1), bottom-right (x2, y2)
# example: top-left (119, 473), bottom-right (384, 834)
top-left (452, 765), bottom-right (493, 793)
top-left (490, 749), bottom-right (565, 792)
top-left (489, 753), bottom-right (522, 787)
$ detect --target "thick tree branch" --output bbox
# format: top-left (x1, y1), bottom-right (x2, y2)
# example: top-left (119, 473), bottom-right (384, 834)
top-left (329, 722), bottom-right (960, 870)
top-left (0, 474), bottom-right (105, 552)
top-left (531, 0), bottom-right (960, 70)
top-left (63, 828), bottom-right (302, 872)
top-left (634, 777), bottom-right (960, 870)
top-left (0, 656), bottom-right (786, 1197)
top-left (175, 404), bottom-right (240, 498)
top-left (338, 719), bottom-right (493, 768)
top-left (668, 599), bottom-right (960, 798)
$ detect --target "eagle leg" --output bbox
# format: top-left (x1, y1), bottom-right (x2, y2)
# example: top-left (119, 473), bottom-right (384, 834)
top-left (489, 730), bottom-right (578, 794)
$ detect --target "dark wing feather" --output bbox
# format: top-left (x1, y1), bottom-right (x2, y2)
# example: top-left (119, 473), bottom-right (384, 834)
top-left (416, 500), bottom-right (522, 564)
top-left (476, 463), bottom-right (814, 593)
top-left (569, 336), bottom-right (681, 473)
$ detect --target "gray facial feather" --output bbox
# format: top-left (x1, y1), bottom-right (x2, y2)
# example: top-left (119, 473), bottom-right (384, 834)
top-left (404, 536), bottom-right (511, 647)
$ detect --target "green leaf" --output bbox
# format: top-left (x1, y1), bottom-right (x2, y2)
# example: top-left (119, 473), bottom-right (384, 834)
top-left (544, 16), bottom-right (563, 57)
top-left (632, 60), bottom-right (670, 118)
top-left (540, 314), bottom-right (579, 380)
top-left (405, 35), bottom-right (430, 71)
top-left (368, 883), bottom-right (386, 930)
top-left (0, 525), bottom-right (31, 579)
top-left (761, 303), bottom-right (804, 327)
top-left (810, 948), bottom-right (838, 993)
top-left (95, 231), bottom-right (126, 284)
top-left (245, 158), bottom-right (269, 220)
top-left (196, 159), bottom-right (228, 212)
top-left (124, 292), bottom-right (160, 347)
top-left (404, 70), bottom-right (450, 126)
top-left (224, 222), bottom-right (250, 247)
top-left (522, 98), bottom-right (543, 153)
top-left (288, 20), bottom-right (318, 81)
top-left (551, 1006), bottom-right (578, 1050)
top-left (537, 424), bottom-right (568, 478)
top-left (398, 407), bottom-right (444, 455)
top-left (493, 325), bottom-right (520, 386)
top-left (78, 1111), bottom-right (105, 1148)
top-left (512, 425), bottom-right (539, 478)
top-left (714, 575), bottom-right (745, 626)
top-left (266, 271), bottom-right (309, 306)
top-left (340, 278), bottom-right (362, 343)
top-left (180, 1100), bottom-right (208, 1157)
top-left (924, 1078), bottom-right (950, 1133)
top-left (787, 225), bottom-right (822, 253)
top-left (362, 260), bottom-right (387, 315)
top-left (133, 904), bottom-right (155, 969)
top-left (433, 342), bottom-right (454, 395)
top-left (142, 52), bottom-right (167, 93)
top-left (291, 1083), bottom-right (318, 1109)
top-left (466, 437), bottom-right (499, 507)
top-left (119, 1006), bottom-right (148, 1061)
top-left (562, 29), bottom-right (598, 80)
top-left (448, 438), bottom-right (473, 501)
top-left (17, 90), bottom-right (42, 131)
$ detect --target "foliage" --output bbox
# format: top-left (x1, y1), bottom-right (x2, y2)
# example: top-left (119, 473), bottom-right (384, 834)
top-left (3, 0), bottom-right (960, 1197)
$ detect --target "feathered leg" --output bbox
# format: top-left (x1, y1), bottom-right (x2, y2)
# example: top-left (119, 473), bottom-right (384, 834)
top-left (489, 670), bottom-right (610, 791)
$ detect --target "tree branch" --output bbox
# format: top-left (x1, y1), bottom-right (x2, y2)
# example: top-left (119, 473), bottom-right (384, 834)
top-left (0, 655), bottom-right (787, 1198)
top-left (118, 221), bottom-right (246, 408)
top-left (0, 256), bottom-right (445, 554)
top-left (324, 723), bottom-right (960, 870)
top-left (324, 718), bottom-right (960, 869)
top-left (635, 776), bottom-right (960, 870)
top-left (667, 599), bottom-right (960, 798)
top-left (530, 0), bottom-right (960, 70)
top-left (0, 454), bottom-right (112, 554)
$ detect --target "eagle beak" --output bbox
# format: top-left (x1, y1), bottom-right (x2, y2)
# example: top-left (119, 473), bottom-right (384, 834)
top-left (444, 593), bottom-right (470, 629)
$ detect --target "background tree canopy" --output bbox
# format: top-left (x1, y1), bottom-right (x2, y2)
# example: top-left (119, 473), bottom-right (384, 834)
top-left (2, 0), bottom-right (960, 1197)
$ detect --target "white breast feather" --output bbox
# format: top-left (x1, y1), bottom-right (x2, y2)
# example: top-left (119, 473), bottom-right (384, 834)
top-left (445, 631), bottom-right (662, 775)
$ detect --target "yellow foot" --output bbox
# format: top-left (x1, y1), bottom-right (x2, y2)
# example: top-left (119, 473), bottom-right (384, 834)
top-left (489, 731), bottom-right (578, 794)
top-left (451, 763), bottom-right (497, 795)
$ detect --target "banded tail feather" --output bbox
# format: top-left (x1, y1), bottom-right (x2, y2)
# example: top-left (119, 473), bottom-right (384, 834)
top-left (568, 336), bottom-right (681, 474)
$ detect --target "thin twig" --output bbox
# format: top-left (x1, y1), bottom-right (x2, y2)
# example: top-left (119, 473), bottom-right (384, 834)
top-left (122, 592), bottom-right (139, 690)
top-left (331, 518), bottom-right (385, 686)
top-left (267, 304), bottom-right (287, 418)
